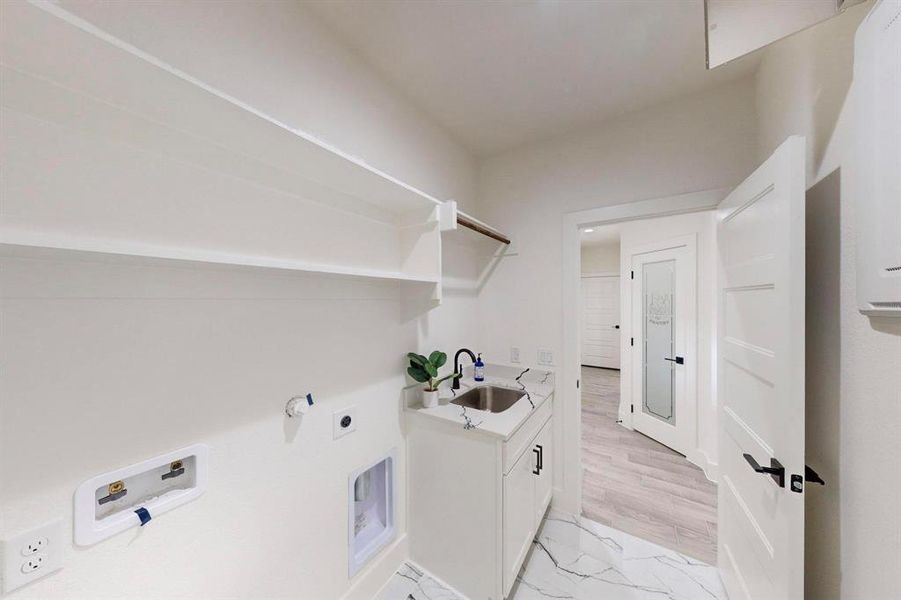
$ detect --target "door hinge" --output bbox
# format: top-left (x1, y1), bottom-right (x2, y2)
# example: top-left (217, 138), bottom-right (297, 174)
top-left (576, 379), bottom-right (580, 389)
top-left (630, 404), bottom-right (634, 413)
top-left (631, 270), bottom-right (634, 280)
top-left (630, 337), bottom-right (634, 346)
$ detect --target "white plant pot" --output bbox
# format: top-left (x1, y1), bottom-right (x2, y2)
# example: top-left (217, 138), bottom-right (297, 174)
top-left (421, 389), bottom-right (440, 409)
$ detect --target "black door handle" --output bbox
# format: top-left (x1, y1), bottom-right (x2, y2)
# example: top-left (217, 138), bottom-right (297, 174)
top-left (664, 356), bottom-right (684, 364)
top-left (805, 465), bottom-right (825, 485)
top-left (614, 325), bottom-right (620, 329)
top-left (532, 448), bottom-right (540, 475)
top-left (743, 453), bottom-right (785, 488)
top-left (536, 444), bottom-right (543, 471)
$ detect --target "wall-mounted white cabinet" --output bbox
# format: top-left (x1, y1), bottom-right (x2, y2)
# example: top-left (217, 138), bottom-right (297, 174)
top-left (0, 1), bottom-right (507, 299)
top-left (407, 398), bottom-right (553, 600)
top-left (853, 0), bottom-right (901, 316)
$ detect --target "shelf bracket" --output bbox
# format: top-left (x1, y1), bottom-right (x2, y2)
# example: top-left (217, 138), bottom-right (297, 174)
top-left (439, 200), bottom-right (458, 232)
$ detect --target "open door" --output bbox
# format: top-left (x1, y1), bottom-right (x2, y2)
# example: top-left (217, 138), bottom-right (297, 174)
top-left (716, 136), bottom-right (805, 600)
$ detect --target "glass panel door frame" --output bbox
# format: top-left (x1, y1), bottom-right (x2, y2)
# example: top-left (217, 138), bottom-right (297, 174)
top-left (628, 235), bottom-right (698, 456)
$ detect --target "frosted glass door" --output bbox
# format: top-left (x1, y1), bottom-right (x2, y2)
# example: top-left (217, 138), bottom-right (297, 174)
top-left (630, 236), bottom-right (696, 456)
top-left (642, 260), bottom-right (675, 425)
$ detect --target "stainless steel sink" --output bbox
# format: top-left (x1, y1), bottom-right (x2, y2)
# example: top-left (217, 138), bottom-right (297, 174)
top-left (451, 385), bottom-right (524, 413)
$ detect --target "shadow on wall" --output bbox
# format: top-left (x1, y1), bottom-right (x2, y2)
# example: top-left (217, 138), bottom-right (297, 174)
top-left (805, 169), bottom-right (841, 600)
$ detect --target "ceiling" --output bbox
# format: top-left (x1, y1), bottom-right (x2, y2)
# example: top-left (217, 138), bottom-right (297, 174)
top-left (304, 0), bottom-right (759, 157)
top-left (581, 224), bottom-right (622, 247)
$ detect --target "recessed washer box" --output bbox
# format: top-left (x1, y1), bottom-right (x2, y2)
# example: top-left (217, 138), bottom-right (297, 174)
top-left (74, 444), bottom-right (208, 546)
top-left (348, 450), bottom-right (396, 577)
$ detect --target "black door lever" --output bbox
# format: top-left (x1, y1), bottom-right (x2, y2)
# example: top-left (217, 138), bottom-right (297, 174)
top-left (664, 356), bottom-right (684, 364)
top-left (805, 465), bottom-right (825, 485)
top-left (743, 453), bottom-right (785, 488)
top-left (790, 465), bottom-right (827, 493)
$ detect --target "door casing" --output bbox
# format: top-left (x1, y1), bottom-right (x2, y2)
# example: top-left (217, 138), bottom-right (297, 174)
top-left (561, 187), bottom-right (729, 516)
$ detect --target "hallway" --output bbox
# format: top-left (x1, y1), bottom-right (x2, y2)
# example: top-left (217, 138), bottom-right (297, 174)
top-left (581, 366), bottom-right (718, 563)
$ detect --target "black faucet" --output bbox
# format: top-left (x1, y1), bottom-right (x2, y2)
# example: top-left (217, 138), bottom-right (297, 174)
top-left (452, 348), bottom-right (477, 389)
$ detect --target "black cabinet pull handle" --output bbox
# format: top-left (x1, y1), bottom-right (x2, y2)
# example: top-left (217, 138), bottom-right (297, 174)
top-left (664, 356), bottom-right (684, 364)
top-left (532, 448), bottom-right (540, 475)
top-left (536, 444), bottom-right (543, 471)
top-left (743, 453), bottom-right (785, 488)
top-left (614, 325), bottom-right (620, 329)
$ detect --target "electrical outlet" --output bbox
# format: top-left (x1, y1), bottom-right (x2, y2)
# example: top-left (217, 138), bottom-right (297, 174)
top-left (1, 519), bottom-right (63, 594)
top-left (21, 537), bottom-right (48, 556)
top-left (537, 348), bottom-right (554, 365)
top-left (333, 406), bottom-right (357, 440)
top-left (20, 555), bottom-right (45, 574)
top-left (510, 346), bottom-right (521, 364)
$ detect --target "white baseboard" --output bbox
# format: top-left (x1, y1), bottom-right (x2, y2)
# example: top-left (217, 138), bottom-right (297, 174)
top-left (403, 560), bottom-right (471, 600)
top-left (340, 533), bottom-right (408, 600)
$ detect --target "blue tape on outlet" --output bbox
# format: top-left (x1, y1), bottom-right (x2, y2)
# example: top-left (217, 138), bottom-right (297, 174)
top-left (306, 393), bottom-right (314, 406)
top-left (135, 507), bottom-right (152, 526)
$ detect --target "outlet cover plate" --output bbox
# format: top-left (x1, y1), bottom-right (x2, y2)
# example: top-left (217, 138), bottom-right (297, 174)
top-left (1, 519), bottom-right (64, 594)
top-left (510, 347), bottom-right (521, 364)
top-left (538, 348), bottom-right (554, 365)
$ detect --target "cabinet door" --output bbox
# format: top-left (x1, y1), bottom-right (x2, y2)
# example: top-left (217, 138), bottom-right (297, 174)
top-left (502, 444), bottom-right (536, 596)
top-left (533, 419), bottom-right (553, 528)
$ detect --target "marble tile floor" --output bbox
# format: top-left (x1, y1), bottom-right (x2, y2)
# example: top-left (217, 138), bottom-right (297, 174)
top-left (375, 510), bottom-right (727, 600)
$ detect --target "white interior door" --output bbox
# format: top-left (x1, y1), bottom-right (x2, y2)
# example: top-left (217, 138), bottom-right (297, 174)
top-left (717, 136), bottom-right (805, 600)
top-left (581, 275), bottom-right (620, 368)
top-left (630, 239), bottom-right (696, 455)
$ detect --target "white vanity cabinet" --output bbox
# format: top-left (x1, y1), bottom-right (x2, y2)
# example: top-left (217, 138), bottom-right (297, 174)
top-left (407, 395), bottom-right (553, 600)
top-left (502, 417), bottom-right (552, 595)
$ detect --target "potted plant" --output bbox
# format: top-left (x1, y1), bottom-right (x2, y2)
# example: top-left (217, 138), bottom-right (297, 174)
top-left (407, 351), bottom-right (459, 408)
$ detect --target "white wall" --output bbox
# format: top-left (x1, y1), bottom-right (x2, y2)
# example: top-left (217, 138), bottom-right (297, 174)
top-left (580, 242), bottom-right (620, 274)
top-left (754, 3), bottom-right (901, 599)
top-left (52, 0), bottom-right (477, 214)
top-left (617, 212), bottom-right (719, 477)
top-left (0, 2), bottom-right (479, 598)
top-left (477, 77), bottom-right (757, 505)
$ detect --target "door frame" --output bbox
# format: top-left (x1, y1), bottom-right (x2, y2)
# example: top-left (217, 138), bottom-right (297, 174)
top-left (627, 235), bottom-right (698, 456)
top-left (558, 187), bottom-right (728, 516)
top-left (580, 271), bottom-right (620, 369)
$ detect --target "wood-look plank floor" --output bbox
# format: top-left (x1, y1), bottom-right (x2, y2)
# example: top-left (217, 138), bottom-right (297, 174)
top-left (581, 366), bottom-right (718, 564)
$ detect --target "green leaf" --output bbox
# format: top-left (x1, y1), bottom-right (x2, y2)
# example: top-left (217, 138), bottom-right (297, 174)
top-left (407, 352), bottom-right (428, 367)
top-left (407, 366), bottom-right (430, 383)
top-left (429, 351), bottom-right (447, 369)
top-left (421, 361), bottom-right (436, 378)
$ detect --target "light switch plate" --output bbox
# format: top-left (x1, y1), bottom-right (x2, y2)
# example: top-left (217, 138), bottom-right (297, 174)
top-left (1, 519), bottom-right (64, 594)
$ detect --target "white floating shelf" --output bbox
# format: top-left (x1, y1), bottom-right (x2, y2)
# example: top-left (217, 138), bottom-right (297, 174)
top-left (0, 240), bottom-right (441, 285)
top-left (0, 1), bottom-right (443, 288)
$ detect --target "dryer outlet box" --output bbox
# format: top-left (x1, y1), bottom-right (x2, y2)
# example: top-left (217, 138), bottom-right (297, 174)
top-left (334, 406), bottom-right (357, 439)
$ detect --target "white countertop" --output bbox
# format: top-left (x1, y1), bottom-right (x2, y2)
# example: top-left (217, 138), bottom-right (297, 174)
top-left (404, 363), bottom-right (554, 440)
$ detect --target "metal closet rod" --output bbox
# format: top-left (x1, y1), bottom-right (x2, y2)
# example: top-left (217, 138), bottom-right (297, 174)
top-left (457, 213), bottom-right (511, 245)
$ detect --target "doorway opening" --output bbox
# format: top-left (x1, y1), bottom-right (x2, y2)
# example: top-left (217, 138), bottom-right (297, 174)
top-left (575, 206), bottom-right (719, 564)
